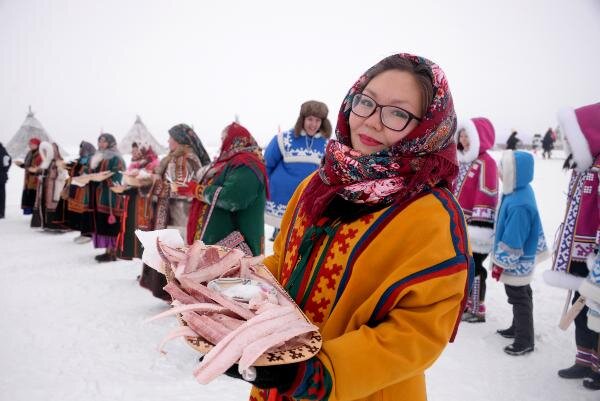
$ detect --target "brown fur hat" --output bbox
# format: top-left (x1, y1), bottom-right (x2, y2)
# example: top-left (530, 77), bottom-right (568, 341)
top-left (293, 100), bottom-right (332, 138)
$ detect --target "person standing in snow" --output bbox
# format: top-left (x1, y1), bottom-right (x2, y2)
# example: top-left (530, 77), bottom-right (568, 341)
top-left (263, 101), bottom-right (331, 241)
top-left (114, 143), bottom-right (159, 260)
top-left (454, 118), bottom-right (499, 323)
top-left (174, 122), bottom-right (268, 256)
top-left (505, 130), bottom-right (521, 150)
top-left (139, 124), bottom-right (208, 300)
top-left (33, 142), bottom-right (69, 231)
top-left (89, 133), bottom-right (126, 262)
top-left (65, 141), bottom-right (96, 243)
top-left (552, 103), bottom-right (600, 389)
top-left (222, 53), bottom-right (470, 401)
top-left (0, 142), bottom-right (11, 219)
top-left (14, 137), bottom-right (43, 227)
top-left (544, 103), bottom-right (600, 387)
top-left (491, 150), bottom-right (547, 355)
top-left (531, 133), bottom-right (542, 155)
top-left (542, 128), bottom-right (555, 159)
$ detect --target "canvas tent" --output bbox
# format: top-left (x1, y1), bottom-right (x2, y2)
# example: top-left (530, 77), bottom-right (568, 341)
top-left (6, 107), bottom-right (67, 159)
top-left (118, 115), bottom-right (167, 155)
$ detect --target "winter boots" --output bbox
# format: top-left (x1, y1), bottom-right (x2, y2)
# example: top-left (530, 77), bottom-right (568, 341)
top-left (95, 251), bottom-right (116, 263)
top-left (496, 326), bottom-right (516, 339)
top-left (583, 372), bottom-right (600, 390)
top-left (503, 343), bottom-right (534, 356)
top-left (557, 364), bottom-right (593, 379)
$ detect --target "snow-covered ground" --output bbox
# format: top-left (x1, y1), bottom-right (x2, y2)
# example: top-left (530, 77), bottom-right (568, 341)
top-left (1, 150), bottom-right (598, 401)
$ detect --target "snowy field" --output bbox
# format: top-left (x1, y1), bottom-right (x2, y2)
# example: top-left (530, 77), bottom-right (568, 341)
top-left (1, 150), bottom-right (598, 401)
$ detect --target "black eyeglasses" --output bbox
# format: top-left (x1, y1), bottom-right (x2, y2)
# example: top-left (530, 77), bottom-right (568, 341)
top-left (351, 93), bottom-right (422, 132)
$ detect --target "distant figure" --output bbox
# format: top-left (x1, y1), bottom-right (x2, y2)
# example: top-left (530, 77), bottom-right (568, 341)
top-left (0, 142), bottom-right (11, 218)
top-left (531, 133), bottom-right (542, 155)
top-left (65, 141), bottom-right (96, 243)
top-left (506, 130), bottom-right (521, 150)
top-left (542, 128), bottom-right (555, 159)
top-left (14, 137), bottom-right (42, 227)
top-left (90, 133), bottom-right (127, 262)
top-left (34, 142), bottom-right (69, 232)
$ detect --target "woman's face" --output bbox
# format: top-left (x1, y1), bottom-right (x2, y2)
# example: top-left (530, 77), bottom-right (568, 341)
top-left (131, 147), bottom-right (142, 159)
top-left (303, 116), bottom-right (322, 136)
top-left (349, 69), bottom-right (423, 155)
top-left (98, 137), bottom-right (108, 150)
top-left (458, 130), bottom-right (470, 151)
top-left (168, 136), bottom-right (178, 151)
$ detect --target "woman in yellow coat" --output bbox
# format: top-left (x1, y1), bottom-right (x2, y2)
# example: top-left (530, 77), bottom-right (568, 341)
top-left (229, 54), bottom-right (471, 401)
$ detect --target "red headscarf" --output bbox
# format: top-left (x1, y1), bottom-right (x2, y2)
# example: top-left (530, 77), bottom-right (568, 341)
top-left (298, 53), bottom-right (458, 225)
top-left (202, 122), bottom-right (269, 197)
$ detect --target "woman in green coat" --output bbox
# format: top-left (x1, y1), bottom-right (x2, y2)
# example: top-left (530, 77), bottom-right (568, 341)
top-left (175, 122), bottom-right (268, 256)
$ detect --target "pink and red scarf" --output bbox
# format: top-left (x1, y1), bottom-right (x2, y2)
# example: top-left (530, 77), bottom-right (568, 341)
top-left (299, 53), bottom-right (458, 224)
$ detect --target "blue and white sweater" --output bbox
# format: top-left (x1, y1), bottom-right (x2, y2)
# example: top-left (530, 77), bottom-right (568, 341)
top-left (492, 151), bottom-right (548, 286)
top-left (263, 129), bottom-right (326, 227)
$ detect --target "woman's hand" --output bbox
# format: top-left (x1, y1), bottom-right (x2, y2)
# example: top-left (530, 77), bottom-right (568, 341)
top-left (13, 160), bottom-right (24, 167)
top-left (176, 181), bottom-right (206, 200)
top-left (110, 184), bottom-right (129, 194)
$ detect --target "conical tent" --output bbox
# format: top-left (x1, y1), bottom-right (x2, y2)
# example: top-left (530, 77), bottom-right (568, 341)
top-left (5, 107), bottom-right (67, 159)
top-left (119, 115), bottom-right (168, 155)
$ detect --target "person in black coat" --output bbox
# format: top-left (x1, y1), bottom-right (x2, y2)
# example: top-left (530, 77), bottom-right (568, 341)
top-left (542, 128), bottom-right (555, 159)
top-left (506, 130), bottom-right (521, 150)
top-left (0, 142), bottom-right (12, 218)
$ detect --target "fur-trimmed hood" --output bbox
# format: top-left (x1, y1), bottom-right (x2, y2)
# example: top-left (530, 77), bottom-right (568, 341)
top-left (456, 117), bottom-right (495, 164)
top-left (500, 150), bottom-right (533, 194)
top-left (558, 103), bottom-right (600, 172)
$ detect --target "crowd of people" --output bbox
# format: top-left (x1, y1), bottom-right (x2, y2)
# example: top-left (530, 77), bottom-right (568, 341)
top-left (2, 52), bottom-right (600, 399)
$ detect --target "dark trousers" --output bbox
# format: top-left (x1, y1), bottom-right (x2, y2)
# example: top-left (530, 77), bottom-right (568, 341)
top-left (574, 291), bottom-right (599, 352)
top-left (0, 181), bottom-right (5, 218)
top-left (473, 252), bottom-right (488, 301)
top-left (505, 284), bottom-right (534, 347)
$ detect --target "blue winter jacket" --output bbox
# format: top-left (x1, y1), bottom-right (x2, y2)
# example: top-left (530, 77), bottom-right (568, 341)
top-left (493, 150), bottom-right (547, 286)
top-left (263, 129), bottom-right (326, 227)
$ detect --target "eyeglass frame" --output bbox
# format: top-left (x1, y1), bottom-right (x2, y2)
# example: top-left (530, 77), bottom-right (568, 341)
top-left (350, 92), bottom-right (422, 132)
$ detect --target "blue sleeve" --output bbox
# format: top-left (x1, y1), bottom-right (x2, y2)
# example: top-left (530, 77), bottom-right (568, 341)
top-left (494, 208), bottom-right (531, 270)
top-left (264, 135), bottom-right (282, 178)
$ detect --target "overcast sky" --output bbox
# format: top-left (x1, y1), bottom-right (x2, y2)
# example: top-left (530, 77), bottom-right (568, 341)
top-left (1, 0), bottom-right (599, 151)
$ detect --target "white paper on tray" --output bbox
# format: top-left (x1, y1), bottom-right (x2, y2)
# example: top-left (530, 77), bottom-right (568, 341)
top-left (136, 229), bottom-right (185, 273)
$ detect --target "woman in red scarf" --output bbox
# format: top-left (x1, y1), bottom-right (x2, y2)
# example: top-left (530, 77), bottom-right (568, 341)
top-left (224, 54), bottom-right (472, 401)
top-left (176, 122), bottom-right (267, 256)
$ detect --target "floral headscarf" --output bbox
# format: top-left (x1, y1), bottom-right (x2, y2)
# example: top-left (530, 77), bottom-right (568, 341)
top-left (299, 53), bottom-right (458, 224)
top-left (201, 122), bottom-right (268, 195)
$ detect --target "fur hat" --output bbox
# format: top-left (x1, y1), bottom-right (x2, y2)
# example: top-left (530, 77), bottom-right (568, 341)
top-left (558, 103), bottom-right (600, 172)
top-left (293, 100), bottom-right (332, 138)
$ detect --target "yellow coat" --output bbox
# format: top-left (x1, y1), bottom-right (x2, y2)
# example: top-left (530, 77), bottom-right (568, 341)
top-left (250, 176), bottom-right (471, 401)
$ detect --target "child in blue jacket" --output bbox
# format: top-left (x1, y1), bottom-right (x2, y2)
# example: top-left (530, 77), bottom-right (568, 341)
top-left (492, 150), bottom-right (548, 355)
